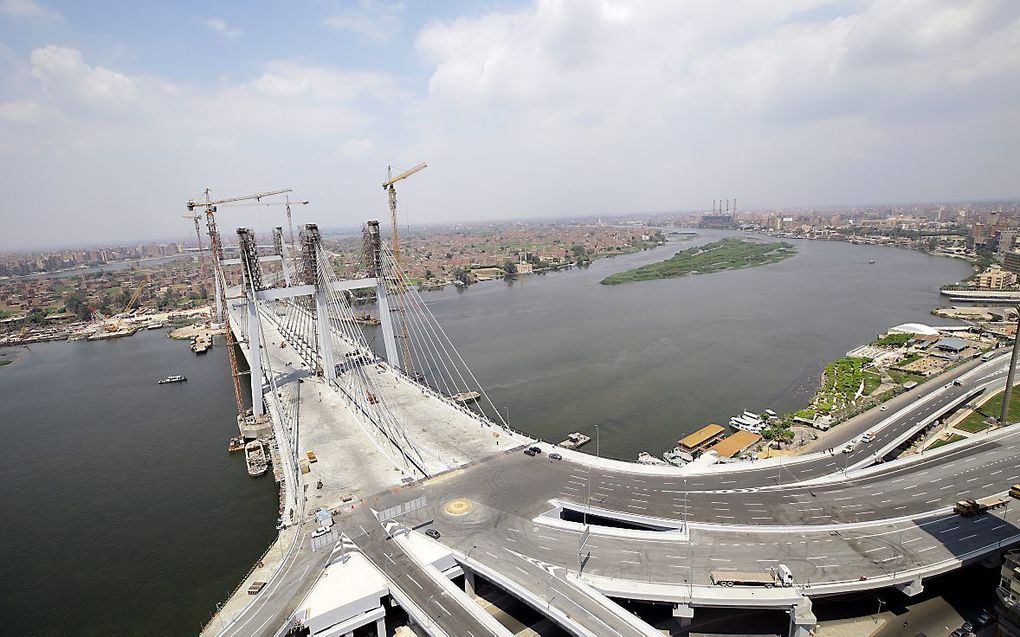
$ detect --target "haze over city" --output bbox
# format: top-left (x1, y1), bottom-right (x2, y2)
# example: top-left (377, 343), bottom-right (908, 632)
top-left (1, 0), bottom-right (1018, 249)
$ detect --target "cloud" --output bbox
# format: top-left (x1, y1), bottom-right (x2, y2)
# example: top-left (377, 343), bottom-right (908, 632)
top-left (0, 0), bottom-right (61, 21)
top-left (201, 18), bottom-right (242, 40)
top-left (0, 100), bottom-right (41, 123)
top-left (337, 137), bottom-right (375, 159)
top-left (323, 0), bottom-right (404, 42)
top-left (30, 45), bottom-right (136, 106)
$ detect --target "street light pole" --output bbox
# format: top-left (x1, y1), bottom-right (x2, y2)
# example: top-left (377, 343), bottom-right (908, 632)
top-left (595, 423), bottom-right (600, 459)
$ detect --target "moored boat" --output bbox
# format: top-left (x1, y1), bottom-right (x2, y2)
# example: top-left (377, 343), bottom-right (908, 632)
top-left (158, 374), bottom-right (187, 384)
top-left (245, 440), bottom-right (269, 477)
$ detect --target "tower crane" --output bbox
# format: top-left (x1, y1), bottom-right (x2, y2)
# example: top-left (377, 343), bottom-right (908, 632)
top-left (182, 211), bottom-right (207, 274)
top-left (380, 163), bottom-right (426, 374)
top-left (219, 196), bottom-right (309, 277)
top-left (185, 188), bottom-right (292, 417)
top-left (382, 162), bottom-right (426, 262)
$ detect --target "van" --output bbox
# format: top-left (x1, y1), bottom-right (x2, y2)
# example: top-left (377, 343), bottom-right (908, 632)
top-left (861, 431), bottom-right (876, 444)
top-left (776, 564), bottom-right (794, 586)
top-left (982, 352), bottom-right (995, 361)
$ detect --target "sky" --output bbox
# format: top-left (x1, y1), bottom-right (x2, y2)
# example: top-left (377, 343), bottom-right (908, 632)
top-left (0, 0), bottom-right (1018, 249)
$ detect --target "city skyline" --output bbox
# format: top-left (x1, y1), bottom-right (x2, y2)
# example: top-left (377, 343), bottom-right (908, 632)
top-left (1, 0), bottom-right (1018, 249)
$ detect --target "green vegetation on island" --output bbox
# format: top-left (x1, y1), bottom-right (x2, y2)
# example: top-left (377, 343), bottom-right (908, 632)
top-left (599, 237), bottom-right (795, 285)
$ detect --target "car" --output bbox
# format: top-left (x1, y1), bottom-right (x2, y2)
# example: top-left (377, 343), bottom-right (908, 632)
top-left (524, 448), bottom-right (537, 456)
top-left (549, 453), bottom-right (563, 460)
top-left (880, 405), bottom-right (888, 411)
top-left (312, 526), bottom-right (330, 539)
top-left (529, 446), bottom-right (542, 454)
top-left (861, 431), bottom-right (876, 443)
top-left (425, 528), bottom-right (441, 539)
top-left (961, 621), bottom-right (974, 633)
top-left (974, 612), bottom-right (994, 627)
top-left (950, 629), bottom-right (968, 637)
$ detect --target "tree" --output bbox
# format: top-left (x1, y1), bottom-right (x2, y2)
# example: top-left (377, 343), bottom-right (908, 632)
top-left (452, 267), bottom-right (472, 286)
top-left (502, 260), bottom-right (517, 276)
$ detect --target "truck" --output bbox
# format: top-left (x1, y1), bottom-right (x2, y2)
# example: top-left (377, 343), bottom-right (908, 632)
top-left (954, 495), bottom-right (1011, 517)
top-left (711, 564), bottom-right (794, 588)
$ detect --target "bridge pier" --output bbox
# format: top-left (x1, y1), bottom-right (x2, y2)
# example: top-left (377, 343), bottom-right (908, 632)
top-left (247, 298), bottom-right (264, 416)
top-left (672, 603), bottom-right (694, 629)
top-left (464, 570), bottom-right (478, 597)
top-left (898, 576), bottom-right (924, 597)
top-left (788, 597), bottom-right (816, 637)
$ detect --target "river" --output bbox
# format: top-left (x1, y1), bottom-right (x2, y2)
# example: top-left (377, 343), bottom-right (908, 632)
top-left (0, 228), bottom-right (971, 634)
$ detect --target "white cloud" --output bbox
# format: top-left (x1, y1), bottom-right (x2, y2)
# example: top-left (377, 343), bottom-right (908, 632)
top-left (30, 45), bottom-right (136, 106)
top-left (201, 18), bottom-right (242, 40)
top-left (0, 100), bottom-right (41, 123)
top-left (337, 137), bottom-right (375, 159)
top-left (324, 0), bottom-right (404, 42)
top-left (0, 0), bottom-right (61, 21)
top-left (1, 1), bottom-right (1019, 250)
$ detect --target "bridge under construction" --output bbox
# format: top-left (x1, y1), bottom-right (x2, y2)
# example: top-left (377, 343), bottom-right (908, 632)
top-left (189, 187), bottom-right (1020, 637)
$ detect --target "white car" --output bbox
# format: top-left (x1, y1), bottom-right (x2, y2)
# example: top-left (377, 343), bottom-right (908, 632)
top-left (880, 405), bottom-right (888, 411)
top-left (312, 526), bottom-right (330, 539)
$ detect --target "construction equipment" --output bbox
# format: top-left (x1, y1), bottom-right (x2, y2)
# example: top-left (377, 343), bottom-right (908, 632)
top-left (218, 196), bottom-right (309, 277)
top-left (379, 163), bottom-right (426, 374)
top-left (122, 280), bottom-right (145, 314)
top-left (381, 162), bottom-right (426, 262)
top-left (954, 495), bottom-right (1010, 516)
top-left (185, 188), bottom-right (292, 416)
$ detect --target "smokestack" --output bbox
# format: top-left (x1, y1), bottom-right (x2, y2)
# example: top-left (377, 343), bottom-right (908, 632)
top-left (726, 199), bottom-right (730, 212)
top-left (734, 199), bottom-right (737, 213)
top-left (712, 199), bottom-right (716, 214)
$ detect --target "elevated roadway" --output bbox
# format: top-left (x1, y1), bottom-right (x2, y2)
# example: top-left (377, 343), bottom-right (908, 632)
top-left (210, 287), bottom-right (1020, 637)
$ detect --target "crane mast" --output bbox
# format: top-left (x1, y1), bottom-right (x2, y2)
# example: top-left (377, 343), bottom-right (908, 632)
top-left (186, 187), bottom-right (292, 417)
top-left (380, 163), bottom-right (426, 374)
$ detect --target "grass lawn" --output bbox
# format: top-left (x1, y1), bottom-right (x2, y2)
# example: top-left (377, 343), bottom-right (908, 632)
top-left (929, 434), bottom-right (966, 450)
top-left (888, 369), bottom-right (926, 386)
top-left (958, 387), bottom-right (1020, 430)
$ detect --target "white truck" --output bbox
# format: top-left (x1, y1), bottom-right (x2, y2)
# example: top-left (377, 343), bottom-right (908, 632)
top-left (711, 564), bottom-right (794, 588)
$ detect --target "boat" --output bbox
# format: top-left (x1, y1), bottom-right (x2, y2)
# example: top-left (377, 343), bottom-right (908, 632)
top-left (452, 391), bottom-right (481, 404)
top-left (558, 432), bottom-right (591, 450)
top-left (662, 448), bottom-right (694, 466)
top-left (742, 410), bottom-right (761, 421)
top-left (729, 415), bottom-right (764, 433)
top-left (158, 374), bottom-right (187, 384)
top-left (191, 335), bottom-right (211, 354)
top-left (245, 440), bottom-right (269, 477)
top-left (355, 314), bottom-right (381, 326)
top-left (227, 436), bottom-right (245, 452)
top-left (764, 409), bottom-right (778, 419)
top-left (147, 322), bottom-right (164, 330)
top-left (869, 260), bottom-right (876, 264)
top-left (637, 451), bottom-right (667, 465)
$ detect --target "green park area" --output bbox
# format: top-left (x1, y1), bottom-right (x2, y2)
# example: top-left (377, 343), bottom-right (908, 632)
top-left (600, 237), bottom-right (796, 285)
top-left (929, 434), bottom-right (966, 450)
top-left (957, 388), bottom-right (1020, 433)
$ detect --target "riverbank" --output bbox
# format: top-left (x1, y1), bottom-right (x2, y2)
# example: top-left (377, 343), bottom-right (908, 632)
top-left (599, 236), bottom-right (795, 285)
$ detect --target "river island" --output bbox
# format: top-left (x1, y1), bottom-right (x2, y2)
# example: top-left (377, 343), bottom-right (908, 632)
top-left (599, 236), bottom-right (796, 285)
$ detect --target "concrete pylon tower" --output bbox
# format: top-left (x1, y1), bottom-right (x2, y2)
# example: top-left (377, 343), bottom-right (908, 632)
top-left (237, 227), bottom-right (265, 416)
top-left (300, 224), bottom-right (338, 382)
top-left (272, 226), bottom-right (292, 286)
top-left (364, 220), bottom-right (401, 369)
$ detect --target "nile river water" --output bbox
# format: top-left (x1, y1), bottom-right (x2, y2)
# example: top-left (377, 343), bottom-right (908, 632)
top-left (0, 228), bottom-right (971, 634)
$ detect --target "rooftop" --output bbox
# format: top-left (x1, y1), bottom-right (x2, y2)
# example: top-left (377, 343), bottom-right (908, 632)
top-left (678, 424), bottom-right (725, 450)
top-left (707, 431), bottom-right (763, 458)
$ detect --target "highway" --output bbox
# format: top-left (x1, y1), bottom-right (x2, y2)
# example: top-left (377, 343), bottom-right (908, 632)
top-left (211, 284), bottom-right (1020, 636)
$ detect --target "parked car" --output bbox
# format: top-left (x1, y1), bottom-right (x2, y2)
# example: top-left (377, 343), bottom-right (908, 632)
top-left (425, 528), bottom-right (441, 539)
top-left (529, 446), bottom-right (542, 455)
top-left (524, 448), bottom-right (537, 456)
top-left (312, 526), bottom-right (330, 539)
top-left (549, 453), bottom-right (563, 461)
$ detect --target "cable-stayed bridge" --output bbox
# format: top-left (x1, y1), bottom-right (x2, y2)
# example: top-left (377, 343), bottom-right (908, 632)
top-left (201, 214), bottom-right (1020, 637)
